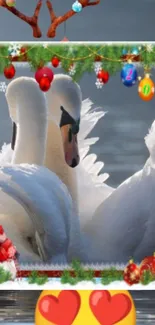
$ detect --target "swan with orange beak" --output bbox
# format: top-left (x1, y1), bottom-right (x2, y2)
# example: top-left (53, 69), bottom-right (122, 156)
top-left (46, 74), bottom-right (82, 169)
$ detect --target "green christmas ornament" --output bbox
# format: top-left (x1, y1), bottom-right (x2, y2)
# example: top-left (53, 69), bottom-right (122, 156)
top-left (6, 0), bottom-right (16, 7)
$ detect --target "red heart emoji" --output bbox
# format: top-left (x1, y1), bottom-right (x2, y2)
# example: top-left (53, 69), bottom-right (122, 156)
top-left (89, 290), bottom-right (132, 325)
top-left (38, 290), bottom-right (81, 325)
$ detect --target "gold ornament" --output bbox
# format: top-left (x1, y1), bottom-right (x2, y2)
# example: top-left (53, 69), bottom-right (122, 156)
top-left (138, 74), bottom-right (155, 101)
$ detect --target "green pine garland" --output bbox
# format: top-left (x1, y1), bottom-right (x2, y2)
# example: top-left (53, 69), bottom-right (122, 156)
top-left (0, 266), bottom-right (12, 283)
top-left (28, 270), bottom-right (48, 285)
top-left (0, 44), bottom-right (155, 80)
top-left (61, 259), bottom-right (124, 285)
top-left (140, 270), bottom-right (155, 285)
top-left (101, 268), bottom-right (123, 285)
top-left (60, 259), bottom-right (155, 285)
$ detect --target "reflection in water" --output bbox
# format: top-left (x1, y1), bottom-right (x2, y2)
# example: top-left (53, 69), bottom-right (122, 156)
top-left (0, 291), bottom-right (155, 323)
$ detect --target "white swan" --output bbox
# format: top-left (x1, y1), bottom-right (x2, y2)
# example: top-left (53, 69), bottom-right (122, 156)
top-left (85, 120), bottom-right (155, 263)
top-left (0, 77), bottom-right (81, 264)
top-left (1, 74), bottom-right (114, 229)
top-left (45, 74), bottom-right (114, 227)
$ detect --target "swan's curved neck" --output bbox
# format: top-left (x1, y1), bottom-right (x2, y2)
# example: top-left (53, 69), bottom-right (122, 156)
top-left (45, 120), bottom-right (78, 204)
top-left (12, 105), bottom-right (47, 166)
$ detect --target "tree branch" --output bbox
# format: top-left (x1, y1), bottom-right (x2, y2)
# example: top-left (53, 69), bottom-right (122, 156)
top-left (0, 0), bottom-right (43, 38)
top-left (46, 0), bottom-right (100, 38)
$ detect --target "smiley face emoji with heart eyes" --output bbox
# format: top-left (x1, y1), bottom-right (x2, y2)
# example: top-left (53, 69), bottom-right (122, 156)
top-left (35, 290), bottom-right (136, 325)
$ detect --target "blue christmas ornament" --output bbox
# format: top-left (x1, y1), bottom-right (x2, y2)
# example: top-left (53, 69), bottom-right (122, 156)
top-left (122, 48), bottom-right (127, 55)
top-left (72, 1), bottom-right (82, 13)
top-left (132, 47), bottom-right (139, 55)
top-left (121, 63), bottom-right (138, 87)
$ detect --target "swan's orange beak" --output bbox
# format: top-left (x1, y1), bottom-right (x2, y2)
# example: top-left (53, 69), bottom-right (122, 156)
top-left (60, 124), bottom-right (80, 168)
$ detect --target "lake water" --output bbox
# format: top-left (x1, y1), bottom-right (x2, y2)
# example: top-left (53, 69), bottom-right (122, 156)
top-left (0, 290), bottom-right (154, 324)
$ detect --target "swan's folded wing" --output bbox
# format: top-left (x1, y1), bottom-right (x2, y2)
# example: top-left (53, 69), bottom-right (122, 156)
top-left (0, 169), bottom-right (45, 235)
top-left (77, 163), bottom-right (114, 229)
top-left (0, 165), bottom-right (72, 260)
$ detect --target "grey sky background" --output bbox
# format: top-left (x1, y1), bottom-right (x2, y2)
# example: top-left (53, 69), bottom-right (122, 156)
top-left (0, 0), bottom-right (154, 41)
top-left (0, 64), bottom-right (155, 187)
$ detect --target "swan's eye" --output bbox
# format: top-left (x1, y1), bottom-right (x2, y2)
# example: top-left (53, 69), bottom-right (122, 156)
top-left (60, 106), bottom-right (75, 127)
top-left (60, 107), bottom-right (80, 135)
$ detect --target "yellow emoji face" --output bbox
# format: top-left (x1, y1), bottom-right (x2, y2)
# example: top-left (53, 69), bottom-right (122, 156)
top-left (35, 290), bottom-right (136, 325)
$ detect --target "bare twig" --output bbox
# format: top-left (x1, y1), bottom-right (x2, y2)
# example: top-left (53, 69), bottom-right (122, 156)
top-left (0, 0), bottom-right (43, 38)
top-left (46, 0), bottom-right (100, 38)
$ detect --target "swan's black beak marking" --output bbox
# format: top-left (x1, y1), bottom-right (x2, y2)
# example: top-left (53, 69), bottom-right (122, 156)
top-left (60, 106), bottom-right (80, 168)
top-left (11, 122), bottom-right (17, 150)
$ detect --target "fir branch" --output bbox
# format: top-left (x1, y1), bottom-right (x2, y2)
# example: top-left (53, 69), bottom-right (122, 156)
top-left (28, 270), bottom-right (48, 285)
top-left (0, 266), bottom-right (12, 283)
top-left (61, 259), bottom-right (95, 284)
top-left (101, 268), bottom-right (123, 285)
top-left (140, 270), bottom-right (154, 285)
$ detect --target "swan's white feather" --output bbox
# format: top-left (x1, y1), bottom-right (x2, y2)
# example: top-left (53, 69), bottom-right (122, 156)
top-left (81, 137), bottom-right (99, 147)
top-left (89, 161), bottom-right (104, 175)
top-left (78, 98), bottom-right (113, 196)
top-left (79, 98), bottom-right (106, 141)
top-left (79, 147), bottom-right (90, 160)
top-left (81, 154), bottom-right (97, 171)
top-left (76, 98), bottom-right (113, 230)
top-left (80, 98), bottom-right (94, 116)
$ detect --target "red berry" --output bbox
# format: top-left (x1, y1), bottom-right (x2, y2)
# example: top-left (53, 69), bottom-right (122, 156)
top-left (35, 67), bottom-right (54, 84)
top-left (4, 64), bottom-right (16, 79)
top-left (39, 76), bottom-right (51, 92)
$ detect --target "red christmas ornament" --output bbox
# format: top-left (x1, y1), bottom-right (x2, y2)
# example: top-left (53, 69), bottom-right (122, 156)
top-left (39, 76), bottom-right (51, 92)
top-left (4, 64), bottom-right (15, 79)
top-left (61, 36), bottom-right (69, 42)
top-left (97, 69), bottom-right (109, 84)
top-left (20, 47), bottom-right (27, 54)
top-left (123, 259), bottom-right (140, 285)
top-left (35, 67), bottom-right (54, 84)
top-left (0, 225), bottom-right (18, 262)
top-left (0, 226), bottom-right (4, 235)
top-left (140, 253), bottom-right (155, 275)
top-left (51, 57), bottom-right (60, 68)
